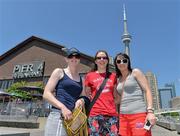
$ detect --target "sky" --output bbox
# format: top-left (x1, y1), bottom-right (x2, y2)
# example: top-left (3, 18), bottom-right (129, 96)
top-left (0, 0), bottom-right (180, 96)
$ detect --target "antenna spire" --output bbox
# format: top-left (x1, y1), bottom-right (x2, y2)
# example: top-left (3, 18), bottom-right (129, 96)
top-left (121, 4), bottom-right (132, 57)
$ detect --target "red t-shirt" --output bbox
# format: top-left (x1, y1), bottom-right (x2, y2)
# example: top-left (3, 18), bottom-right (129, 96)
top-left (85, 72), bottom-right (118, 117)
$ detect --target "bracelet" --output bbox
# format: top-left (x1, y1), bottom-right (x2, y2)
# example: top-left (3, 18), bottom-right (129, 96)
top-left (147, 108), bottom-right (154, 113)
top-left (147, 107), bottom-right (154, 111)
top-left (147, 111), bottom-right (154, 114)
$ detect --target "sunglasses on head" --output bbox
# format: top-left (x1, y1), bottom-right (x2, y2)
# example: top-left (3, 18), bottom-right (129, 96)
top-left (116, 59), bottom-right (128, 64)
top-left (68, 54), bottom-right (80, 59)
top-left (96, 56), bottom-right (108, 60)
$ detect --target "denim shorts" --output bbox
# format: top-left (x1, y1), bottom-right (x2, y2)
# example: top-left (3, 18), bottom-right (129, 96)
top-left (44, 109), bottom-right (68, 136)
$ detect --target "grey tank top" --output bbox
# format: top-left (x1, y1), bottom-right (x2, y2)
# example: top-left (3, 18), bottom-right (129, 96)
top-left (117, 73), bottom-right (146, 114)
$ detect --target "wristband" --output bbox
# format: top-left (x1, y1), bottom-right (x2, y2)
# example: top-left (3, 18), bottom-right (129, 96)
top-left (147, 111), bottom-right (154, 114)
top-left (79, 96), bottom-right (90, 108)
top-left (147, 108), bottom-right (154, 113)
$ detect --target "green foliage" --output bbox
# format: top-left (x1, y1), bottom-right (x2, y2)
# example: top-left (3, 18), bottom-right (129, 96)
top-left (27, 82), bottom-right (44, 92)
top-left (5, 81), bottom-right (44, 100)
top-left (161, 112), bottom-right (180, 117)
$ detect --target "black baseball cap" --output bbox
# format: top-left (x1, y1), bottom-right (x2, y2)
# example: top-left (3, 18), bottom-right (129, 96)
top-left (66, 47), bottom-right (80, 57)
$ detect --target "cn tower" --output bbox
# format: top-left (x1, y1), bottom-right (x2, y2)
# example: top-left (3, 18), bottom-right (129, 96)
top-left (121, 4), bottom-right (132, 57)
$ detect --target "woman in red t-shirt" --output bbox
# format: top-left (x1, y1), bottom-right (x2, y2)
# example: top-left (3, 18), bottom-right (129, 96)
top-left (84, 50), bottom-right (119, 136)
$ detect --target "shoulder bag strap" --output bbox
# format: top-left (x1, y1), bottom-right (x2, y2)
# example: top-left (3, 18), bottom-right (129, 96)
top-left (86, 72), bottom-right (110, 116)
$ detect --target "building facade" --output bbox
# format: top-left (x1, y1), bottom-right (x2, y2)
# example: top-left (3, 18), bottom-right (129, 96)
top-left (145, 72), bottom-right (160, 110)
top-left (170, 96), bottom-right (180, 108)
top-left (164, 83), bottom-right (176, 98)
top-left (159, 83), bottom-right (176, 109)
top-left (0, 36), bottom-right (95, 92)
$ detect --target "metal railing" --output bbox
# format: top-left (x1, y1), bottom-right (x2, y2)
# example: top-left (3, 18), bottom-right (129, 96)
top-left (0, 101), bottom-right (50, 122)
top-left (155, 107), bottom-right (180, 114)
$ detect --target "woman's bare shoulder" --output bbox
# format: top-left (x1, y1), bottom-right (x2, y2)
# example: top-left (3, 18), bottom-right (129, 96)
top-left (132, 68), bottom-right (144, 77)
top-left (51, 68), bottom-right (64, 79)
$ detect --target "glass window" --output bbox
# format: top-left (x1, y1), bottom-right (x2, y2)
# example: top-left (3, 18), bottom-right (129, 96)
top-left (0, 79), bottom-right (14, 89)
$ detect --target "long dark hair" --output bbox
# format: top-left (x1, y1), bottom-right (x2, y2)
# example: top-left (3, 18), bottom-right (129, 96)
top-left (114, 53), bottom-right (132, 78)
top-left (93, 50), bottom-right (109, 72)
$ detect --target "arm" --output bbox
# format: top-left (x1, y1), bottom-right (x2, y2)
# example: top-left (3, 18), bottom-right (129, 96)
top-left (133, 69), bottom-right (156, 125)
top-left (75, 75), bottom-right (91, 109)
top-left (43, 68), bottom-right (72, 120)
top-left (133, 69), bottom-right (153, 109)
top-left (83, 73), bottom-right (91, 99)
top-left (113, 84), bottom-right (121, 105)
top-left (113, 84), bottom-right (121, 113)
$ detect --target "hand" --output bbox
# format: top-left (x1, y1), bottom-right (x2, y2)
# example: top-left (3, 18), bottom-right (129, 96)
top-left (146, 112), bottom-right (157, 126)
top-left (61, 106), bottom-right (72, 120)
top-left (75, 98), bottom-right (84, 108)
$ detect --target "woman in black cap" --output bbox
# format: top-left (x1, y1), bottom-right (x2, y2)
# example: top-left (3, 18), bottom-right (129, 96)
top-left (43, 47), bottom-right (89, 136)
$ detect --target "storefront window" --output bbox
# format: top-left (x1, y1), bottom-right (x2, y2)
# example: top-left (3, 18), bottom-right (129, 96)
top-left (0, 80), bottom-right (14, 89)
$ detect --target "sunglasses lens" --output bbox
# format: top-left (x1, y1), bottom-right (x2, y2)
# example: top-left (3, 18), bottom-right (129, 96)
top-left (116, 60), bottom-right (121, 64)
top-left (96, 57), bottom-right (108, 60)
top-left (75, 55), bottom-right (80, 59)
top-left (123, 59), bottom-right (128, 63)
top-left (116, 59), bottom-right (128, 64)
top-left (68, 54), bottom-right (80, 59)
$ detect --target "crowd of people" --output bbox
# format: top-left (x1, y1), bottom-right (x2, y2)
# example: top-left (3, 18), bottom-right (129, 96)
top-left (43, 47), bottom-right (156, 136)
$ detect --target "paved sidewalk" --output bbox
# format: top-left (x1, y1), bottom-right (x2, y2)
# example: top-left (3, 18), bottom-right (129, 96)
top-left (0, 125), bottom-right (179, 136)
top-left (0, 127), bottom-right (44, 136)
top-left (152, 125), bottom-right (179, 136)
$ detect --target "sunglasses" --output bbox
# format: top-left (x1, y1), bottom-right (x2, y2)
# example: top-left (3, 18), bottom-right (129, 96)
top-left (116, 59), bottom-right (128, 64)
top-left (96, 56), bottom-right (108, 60)
top-left (68, 54), bottom-right (80, 59)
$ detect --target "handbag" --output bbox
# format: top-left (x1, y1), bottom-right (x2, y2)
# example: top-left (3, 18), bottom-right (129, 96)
top-left (63, 107), bottom-right (88, 136)
top-left (86, 72), bottom-right (110, 116)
